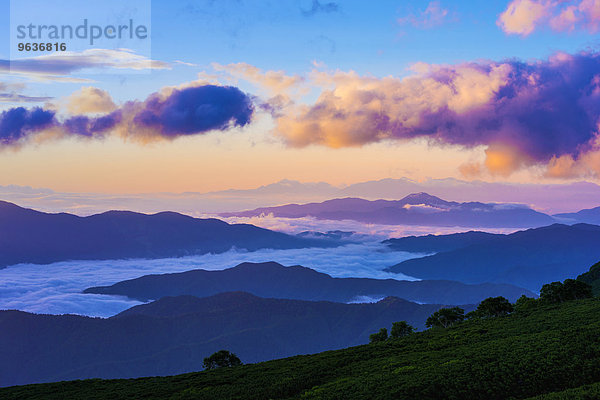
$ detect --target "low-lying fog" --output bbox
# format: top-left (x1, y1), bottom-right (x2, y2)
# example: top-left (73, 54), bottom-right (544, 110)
top-left (0, 241), bottom-right (421, 318)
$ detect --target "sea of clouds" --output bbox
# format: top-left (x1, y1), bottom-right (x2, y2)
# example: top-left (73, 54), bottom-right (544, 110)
top-left (0, 241), bottom-right (421, 318)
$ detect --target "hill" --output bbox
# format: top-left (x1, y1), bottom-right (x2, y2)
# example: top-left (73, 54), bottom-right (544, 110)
top-left (84, 261), bottom-right (533, 305)
top-left (383, 230), bottom-right (501, 253)
top-left (0, 200), bottom-right (330, 268)
top-left (577, 261), bottom-right (600, 296)
top-left (221, 193), bottom-right (557, 228)
top-left (0, 292), bottom-right (458, 387)
top-left (3, 295), bottom-right (600, 399)
top-left (385, 223), bottom-right (600, 290)
top-left (554, 206), bottom-right (600, 225)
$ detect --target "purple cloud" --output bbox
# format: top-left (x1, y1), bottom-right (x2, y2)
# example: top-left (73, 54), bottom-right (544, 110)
top-left (63, 111), bottom-right (122, 137)
top-left (132, 85), bottom-right (253, 137)
top-left (276, 51), bottom-right (600, 175)
top-left (0, 107), bottom-right (55, 145)
top-left (0, 85), bottom-right (254, 148)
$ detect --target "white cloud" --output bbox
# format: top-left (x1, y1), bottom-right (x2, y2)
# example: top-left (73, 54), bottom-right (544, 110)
top-left (0, 243), bottom-right (422, 317)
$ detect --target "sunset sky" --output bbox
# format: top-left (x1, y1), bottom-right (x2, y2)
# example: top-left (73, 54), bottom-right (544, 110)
top-left (2, 0), bottom-right (600, 194)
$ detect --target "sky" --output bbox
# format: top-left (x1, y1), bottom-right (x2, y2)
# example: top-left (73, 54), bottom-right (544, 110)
top-left (2, 0), bottom-right (600, 195)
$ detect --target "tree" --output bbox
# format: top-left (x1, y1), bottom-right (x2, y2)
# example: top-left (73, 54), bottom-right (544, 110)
top-left (203, 350), bottom-right (242, 370)
top-left (475, 296), bottom-right (514, 318)
top-left (540, 281), bottom-right (565, 303)
top-left (562, 279), bottom-right (593, 300)
top-left (390, 321), bottom-right (414, 338)
top-left (369, 328), bottom-right (388, 343)
top-left (426, 307), bottom-right (465, 328)
top-left (540, 279), bottom-right (593, 304)
top-left (577, 261), bottom-right (600, 296)
top-left (514, 295), bottom-right (537, 311)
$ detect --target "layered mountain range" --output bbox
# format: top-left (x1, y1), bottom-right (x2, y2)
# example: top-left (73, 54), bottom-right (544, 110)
top-left (385, 223), bottom-right (600, 290)
top-left (0, 291), bottom-right (467, 387)
top-left (84, 261), bottom-right (533, 305)
top-left (221, 192), bottom-right (561, 228)
top-left (0, 200), bottom-right (332, 269)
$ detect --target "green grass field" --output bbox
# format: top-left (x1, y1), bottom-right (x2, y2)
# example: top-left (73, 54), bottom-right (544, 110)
top-left (2, 296), bottom-right (600, 400)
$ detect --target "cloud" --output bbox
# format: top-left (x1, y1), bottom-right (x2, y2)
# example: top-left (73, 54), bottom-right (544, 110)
top-left (0, 242), bottom-right (420, 317)
top-left (65, 87), bottom-right (117, 114)
top-left (0, 85), bottom-right (254, 148)
top-left (498, 0), bottom-right (600, 36)
top-left (128, 85), bottom-right (253, 138)
top-left (0, 93), bottom-right (53, 103)
top-left (1, 49), bottom-right (170, 82)
top-left (0, 107), bottom-right (56, 145)
top-left (273, 51), bottom-right (600, 177)
top-left (63, 112), bottom-right (122, 137)
top-left (458, 161), bottom-right (484, 178)
top-left (301, 0), bottom-right (339, 17)
top-left (173, 60), bottom-right (199, 67)
top-left (398, 1), bottom-right (451, 29)
top-left (0, 82), bottom-right (53, 104)
top-left (211, 62), bottom-right (306, 97)
top-left (0, 82), bottom-right (52, 103)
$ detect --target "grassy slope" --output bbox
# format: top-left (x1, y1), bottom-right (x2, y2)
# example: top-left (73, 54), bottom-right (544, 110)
top-left (2, 298), bottom-right (600, 400)
top-left (525, 382), bottom-right (600, 400)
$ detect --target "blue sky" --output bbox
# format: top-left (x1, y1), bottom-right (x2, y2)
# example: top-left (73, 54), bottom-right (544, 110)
top-left (3, 0), bottom-right (598, 101)
top-left (148, 0), bottom-right (599, 73)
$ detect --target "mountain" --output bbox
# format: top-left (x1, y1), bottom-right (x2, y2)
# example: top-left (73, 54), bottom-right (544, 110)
top-left (296, 230), bottom-right (358, 241)
top-left (220, 193), bottom-right (557, 228)
top-left (341, 178), bottom-right (600, 214)
top-left (0, 200), bottom-right (332, 269)
top-left (383, 230), bottom-right (502, 253)
top-left (577, 261), bottom-right (600, 296)
top-left (4, 295), bottom-right (600, 399)
top-left (0, 292), bottom-right (460, 387)
top-left (84, 261), bottom-right (533, 304)
top-left (385, 223), bottom-right (600, 290)
top-left (554, 206), bottom-right (600, 225)
top-left (4, 179), bottom-right (600, 217)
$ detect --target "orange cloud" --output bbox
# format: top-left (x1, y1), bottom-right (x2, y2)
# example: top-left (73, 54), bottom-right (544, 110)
top-left (397, 1), bottom-right (451, 29)
top-left (545, 150), bottom-right (600, 178)
top-left (458, 161), bottom-right (484, 179)
top-left (66, 87), bottom-right (117, 114)
top-left (484, 145), bottom-right (530, 177)
top-left (275, 63), bottom-right (511, 148)
top-left (267, 51), bottom-right (600, 179)
top-left (498, 0), bottom-right (600, 35)
top-left (212, 62), bottom-right (306, 97)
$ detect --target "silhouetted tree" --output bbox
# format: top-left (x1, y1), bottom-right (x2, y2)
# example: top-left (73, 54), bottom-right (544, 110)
top-left (540, 279), bottom-right (593, 304)
top-left (203, 350), bottom-right (242, 370)
top-left (577, 261), bottom-right (600, 296)
top-left (475, 296), bottom-right (514, 318)
top-left (426, 307), bottom-right (465, 328)
top-left (369, 328), bottom-right (388, 343)
top-left (390, 321), bottom-right (414, 338)
top-left (514, 295), bottom-right (537, 311)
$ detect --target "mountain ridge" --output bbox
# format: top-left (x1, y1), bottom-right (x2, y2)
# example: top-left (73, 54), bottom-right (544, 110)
top-left (0, 291), bottom-right (464, 387)
top-left (385, 223), bottom-right (600, 290)
top-left (4, 293), bottom-right (600, 399)
top-left (0, 200), bottom-right (332, 269)
top-left (84, 261), bottom-right (533, 305)
top-left (220, 192), bottom-right (557, 228)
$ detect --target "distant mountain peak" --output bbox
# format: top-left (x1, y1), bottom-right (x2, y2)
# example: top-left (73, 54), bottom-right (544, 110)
top-left (400, 192), bottom-right (451, 206)
top-left (377, 296), bottom-right (413, 305)
top-left (221, 192), bottom-right (557, 228)
top-left (231, 261), bottom-right (286, 270)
